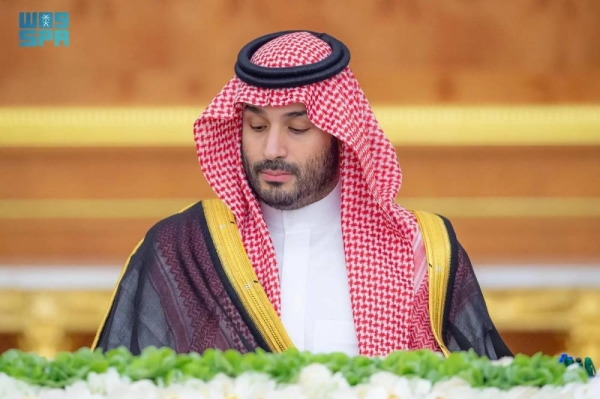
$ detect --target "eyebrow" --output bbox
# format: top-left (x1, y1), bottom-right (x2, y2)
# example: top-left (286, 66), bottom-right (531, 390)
top-left (282, 110), bottom-right (308, 118)
top-left (244, 105), bottom-right (307, 119)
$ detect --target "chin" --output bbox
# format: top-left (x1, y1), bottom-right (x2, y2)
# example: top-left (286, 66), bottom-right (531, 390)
top-left (262, 178), bottom-right (294, 189)
top-left (262, 183), bottom-right (291, 194)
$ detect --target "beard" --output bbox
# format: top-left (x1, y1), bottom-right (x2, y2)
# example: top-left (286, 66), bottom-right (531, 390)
top-left (242, 138), bottom-right (340, 211)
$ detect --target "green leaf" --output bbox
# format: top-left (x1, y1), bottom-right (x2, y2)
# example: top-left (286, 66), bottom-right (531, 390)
top-left (0, 347), bottom-right (591, 391)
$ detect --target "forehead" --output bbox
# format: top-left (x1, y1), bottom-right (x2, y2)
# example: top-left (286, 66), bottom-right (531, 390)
top-left (242, 102), bottom-right (307, 117)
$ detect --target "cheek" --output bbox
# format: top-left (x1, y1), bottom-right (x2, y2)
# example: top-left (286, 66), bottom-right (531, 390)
top-left (310, 133), bottom-right (334, 155)
top-left (241, 131), bottom-right (261, 160)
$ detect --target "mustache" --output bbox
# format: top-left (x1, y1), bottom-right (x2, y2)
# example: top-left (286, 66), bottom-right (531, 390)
top-left (253, 159), bottom-right (300, 176)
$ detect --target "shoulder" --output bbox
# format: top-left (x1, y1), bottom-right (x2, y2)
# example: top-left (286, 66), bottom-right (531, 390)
top-left (113, 201), bottom-right (214, 296)
top-left (139, 201), bottom-right (207, 248)
top-left (150, 201), bottom-right (204, 232)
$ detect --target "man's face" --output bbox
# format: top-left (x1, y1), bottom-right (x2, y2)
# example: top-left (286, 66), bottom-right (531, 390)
top-left (241, 102), bottom-right (340, 211)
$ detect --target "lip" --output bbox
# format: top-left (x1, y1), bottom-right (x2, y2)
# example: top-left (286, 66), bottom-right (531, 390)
top-left (261, 170), bottom-right (293, 183)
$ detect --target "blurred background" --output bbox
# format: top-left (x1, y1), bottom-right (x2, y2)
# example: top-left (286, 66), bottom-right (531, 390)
top-left (0, 1), bottom-right (599, 359)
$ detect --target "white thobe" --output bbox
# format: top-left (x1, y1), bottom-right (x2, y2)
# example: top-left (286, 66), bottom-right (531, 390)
top-left (260, 181), bottom-right (359, 355)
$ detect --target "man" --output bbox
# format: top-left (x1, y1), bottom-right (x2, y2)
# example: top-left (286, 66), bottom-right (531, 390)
top-left (93, 31), bottom-right (511, 359)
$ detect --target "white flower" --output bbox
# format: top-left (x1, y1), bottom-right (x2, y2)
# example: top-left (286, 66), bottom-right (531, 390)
top-left (62, 381), bottom-right (103, 399)
top-left (202, 373), bottom-right (238, 399)
top-left (298, 364), bottom-right (333, 386)
top-left (34, 383), bottom-right (99, 399)
top-left (0, 373), bottom-right (39, 399)
top-left (367, 371), bottom-right (432, 398)
top-left (36, 389), bottom-right (71, 399)
top-left (2, 362), bottom-right (599, 399)
top-left (411, 378), bottom-right (435, 396)
top-left (572, 375), bottom-right (600, 399)
top-left (233, 372), bottom-right (278, 399)
top-left (360, 386), bottom-right (387, 399)
top-left (328, 387), bottom-right (358, 399)
top-left (428, 377), bottom-right (481, 399)
top-left (161, 384), bottom-right (211, 399)
top-left (104, 379), bottom-right (161, 399)
top-left (265, 385), bottom-right (305, 399)
top-left (297, 364), bottom-right (354, 399)
top-left (169, 378), bottom-right (211, 399)
top-left (86, 369), bottom-right (129, 395)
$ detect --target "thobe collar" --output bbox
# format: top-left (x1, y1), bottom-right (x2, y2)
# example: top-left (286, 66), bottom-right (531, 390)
top-left (260, 179), bottom-right (342, 231)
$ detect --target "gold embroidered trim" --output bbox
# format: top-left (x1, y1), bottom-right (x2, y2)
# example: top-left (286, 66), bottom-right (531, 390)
top-left (413, 210), bottom-right (452, 357)
top-left (203, 199), bottom-right (294, 353)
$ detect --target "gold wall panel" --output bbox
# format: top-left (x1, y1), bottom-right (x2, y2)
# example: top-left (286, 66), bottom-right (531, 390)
top-left (1, 1), bottom-right (600, 105)
top-left (1, 146), bottom-right (599, 199)
top-left (1, 140), bottom-right (599, 265)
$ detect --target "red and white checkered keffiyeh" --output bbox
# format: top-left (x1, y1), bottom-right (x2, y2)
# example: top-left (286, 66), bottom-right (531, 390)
top-left (194, 32), bottom-right (430, 356)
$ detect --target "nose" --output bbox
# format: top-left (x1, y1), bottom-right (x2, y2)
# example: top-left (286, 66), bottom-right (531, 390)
top-left (263, 126), bottom-right (288, 160)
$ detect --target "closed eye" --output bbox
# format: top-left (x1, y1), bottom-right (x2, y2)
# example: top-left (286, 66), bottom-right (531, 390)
top-left (289, 127), bottom-right (309, 134)
top-left (250, 125), bottom-right (267, 132)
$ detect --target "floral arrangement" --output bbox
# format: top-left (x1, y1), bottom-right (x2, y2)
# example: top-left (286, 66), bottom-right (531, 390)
top-left (0, 347), bottom-right (597, 398)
